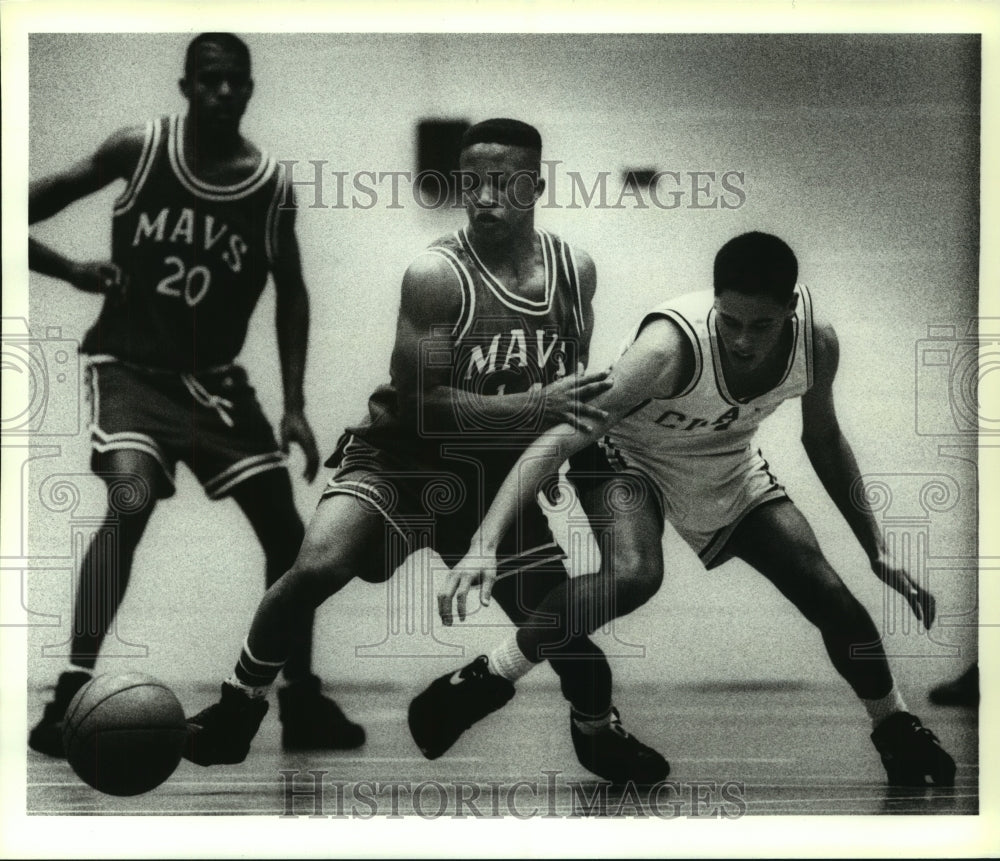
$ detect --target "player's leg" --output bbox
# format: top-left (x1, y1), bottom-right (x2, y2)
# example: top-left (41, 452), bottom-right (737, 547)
top-left (496, 549), bottom-right (669, 785)
top-left (229, 469), bottom-right (364, 750)
top-left (183, 489), bottom-right (391, 765)
top-left (929, 663), bottom-right (979, 707)
top-left (724, 499), bottom-right (955, 786)
top-left (493, 562), bottom-right (614, 721)
top-left (512, 470), bottom-right (666, 664)
top-left (29, 448), bottom-right (167, 756)
top-left (410, 465), bottom-right (669, 780)
top-left (553, 470), bottom-right (668, 782)
top-left (230, 470), bottom-right (308, 677)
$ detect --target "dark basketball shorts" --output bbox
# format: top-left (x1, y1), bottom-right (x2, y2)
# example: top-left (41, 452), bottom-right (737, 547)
top-left (320, 433), bottom-right (566, 583)
top-left (86, 357), bottom-right (286, 500)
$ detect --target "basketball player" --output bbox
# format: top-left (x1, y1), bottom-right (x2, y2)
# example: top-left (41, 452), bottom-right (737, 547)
top-left (28, 33), bottom-right (363, 756)
top-left (426, 231), bottom-right (955, 787)
top-left (183, 119), bottom-right (669, 785)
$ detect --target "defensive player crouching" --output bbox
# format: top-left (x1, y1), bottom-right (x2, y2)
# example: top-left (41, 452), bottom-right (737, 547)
top-left (182, 119), bottom-right (668, 784)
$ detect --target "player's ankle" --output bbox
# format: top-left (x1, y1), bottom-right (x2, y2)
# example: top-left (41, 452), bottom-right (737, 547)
top-left (225, 676), bottom-right (270, 700)
top-left (67, 661), bottom-right (94, 675)
top-left (571, 706), bottom-right (613, 736)
top-left (229, 638), bottom-right (286, 697)
top-left (487, 636), bottom-right (537, 683)
top-left (862, 684), bottom-right (908, 729)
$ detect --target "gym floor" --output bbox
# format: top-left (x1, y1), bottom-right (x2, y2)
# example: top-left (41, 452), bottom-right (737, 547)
top-left (27, 678), bottom-right (978, 817)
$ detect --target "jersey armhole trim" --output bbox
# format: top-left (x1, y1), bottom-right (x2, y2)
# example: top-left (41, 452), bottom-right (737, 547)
top-left (113, 119), bottom-right (160, 216)
top-left (264, 162), bottom-right (286, 266)
top-left (418, 247), bottom-right (476, 343)
top-left (560, 239), bottom-right (585, 336)
top-left (798, 283), bottom-right (815, 390)
top-left (642, 310), bottom-right (703, 399)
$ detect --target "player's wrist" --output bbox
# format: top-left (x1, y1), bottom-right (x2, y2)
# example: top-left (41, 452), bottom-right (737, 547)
top-left (471, 529), bottom-right (500, 557)
top-left (868, 549), bottom-right (890, 572)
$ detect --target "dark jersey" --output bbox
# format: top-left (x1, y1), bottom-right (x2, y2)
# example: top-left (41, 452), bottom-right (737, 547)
top-left (346, 226), bottom-right (589, 484)
top-left (81, 114), bottom-right (286, 372)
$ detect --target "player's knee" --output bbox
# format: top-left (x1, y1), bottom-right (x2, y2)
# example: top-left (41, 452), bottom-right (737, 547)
top-left (608, 543), bottom-right (663, 613)
top-left (101, 475), bottom-right (158, 521)
top-left (280, 556), bottom-right (354, 606)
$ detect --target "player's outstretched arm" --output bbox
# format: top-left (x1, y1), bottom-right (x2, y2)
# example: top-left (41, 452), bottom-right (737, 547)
top-left (29, 126), bottom-right (143, 296)
top-left (437, 317), bottom-right (692, 625)
top-left (395, 251), bottom-right (612, 436)
top-left (272, 186), bottom-right (320, 482)
top-left (801, 322), bottom-right (936, 627)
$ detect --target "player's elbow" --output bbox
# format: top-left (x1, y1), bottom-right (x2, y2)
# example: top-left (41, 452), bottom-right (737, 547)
top-left (28, 182), bottom-right (70, 225)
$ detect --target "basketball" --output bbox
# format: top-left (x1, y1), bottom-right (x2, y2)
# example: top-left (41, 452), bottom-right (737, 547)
top-left (62, 673), bottom-right (188, 796)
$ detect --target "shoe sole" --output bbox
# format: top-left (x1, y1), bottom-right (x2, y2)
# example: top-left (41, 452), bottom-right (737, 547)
top-left (182, 726), bottom-right (251, 767)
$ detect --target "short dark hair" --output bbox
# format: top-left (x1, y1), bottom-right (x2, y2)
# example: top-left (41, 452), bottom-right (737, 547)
top-left (184, 33), bottom-right (251, 78)
top-left (713, 232), bottom-right (798, 303)
top-left (461, 118), bottom-right (542, 154)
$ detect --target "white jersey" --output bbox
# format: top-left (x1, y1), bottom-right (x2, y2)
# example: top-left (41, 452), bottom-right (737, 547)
top-left (602, 285), bottom-right (815, 566)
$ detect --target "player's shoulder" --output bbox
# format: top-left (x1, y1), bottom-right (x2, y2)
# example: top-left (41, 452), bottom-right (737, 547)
top-left (539, 229), bottom-right (594, 268)
top-left (808, 309), bottom-right (840, 385)
top-left (408, 237), bottom-right (464, 280)
top-left (540, 230), bottom-right (596, 301)
top-left (569, 243), bottom-right (596, 283)
top-left (798, 285), bottom-right (835, 350)
top-left (634, 314), bottom-right (689, 355)
top-left (97, 122), bottom-right (153, 175)
top-left (811, 316), bottom-right (838, 359)
top-left (400, 242), bottom-right (467, 315)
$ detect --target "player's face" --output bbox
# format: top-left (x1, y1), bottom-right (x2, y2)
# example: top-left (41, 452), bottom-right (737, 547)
top-left (460, 143), bottom-right (544, 242)
top-left (713, 290), bottom-right (797, 372)
top-left (180, 43), bottom-right (253, 131)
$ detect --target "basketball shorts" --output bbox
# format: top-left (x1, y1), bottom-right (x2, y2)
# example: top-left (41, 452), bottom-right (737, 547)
top-left (86, 357), bottom-right (286, 500)
top-left (589, 438), bottom-right (789, 569)
top-left (320, 433), bottom-right (565, 581)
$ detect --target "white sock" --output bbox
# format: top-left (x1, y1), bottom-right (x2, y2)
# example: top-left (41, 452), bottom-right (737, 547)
top-left (863, 685), bottom-right (908, 729)
top-left (225, 674), bottom-right (270, 700)
top-left (487, 636), bottom-right (537, 683)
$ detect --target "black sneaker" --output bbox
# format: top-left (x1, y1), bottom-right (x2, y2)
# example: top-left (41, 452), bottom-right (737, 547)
top-left (28, 670), bottom-right (93, 757)
top-left (871, 711), bottom-right (956, 787)
top-left (408, 655), bottom-right (515, 759)
top-left (278, 675), bottom-right (366, 751)
top-left (571, 707), bottom-right (670, 785)
top-left (182, 683), bottom-right (269, 766)
top-left (929, 664), bottom-right (979, 707)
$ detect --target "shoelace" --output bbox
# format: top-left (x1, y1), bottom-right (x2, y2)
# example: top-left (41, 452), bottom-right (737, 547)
top-left (182, 373), bottom-right (235, 427)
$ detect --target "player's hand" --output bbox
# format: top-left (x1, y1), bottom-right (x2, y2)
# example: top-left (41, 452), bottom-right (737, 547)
top-left (437, 551), bottom-right (498, 626)
top-left (872, 554), bottom-right (937, 628)
top-left (538, 363), bottom-right (612, 433)
top-left (70, 261), bottom-right (127, 301)
top-left (280, 410), bottom-right (320, 482)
